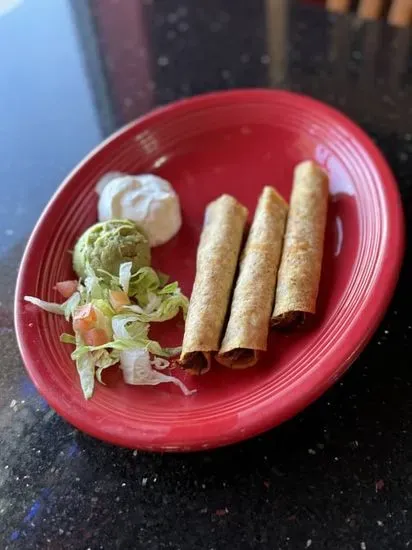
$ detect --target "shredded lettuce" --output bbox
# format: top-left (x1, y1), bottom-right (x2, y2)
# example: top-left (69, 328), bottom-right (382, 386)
top-left (158, 282), bottom-right (179, 295)
top-left (24, 296), bottom-right (65, 315)
top-left (124, 291), bottom-right (188, 322)
top-left (111, 313), bottom-right (181, 356)
top-left (84, 265), bottom-right (106, 300)
top-left (71, 337), bottom-right (179, 360)
top-left (60, 333), bottom-right (76, 344)
top-left (76, 352), bottom-right (95, 399)
top-left (151, 357), bottom-right (170, 370)
top-left (119, 261), bottom-right (132, 294)
top-left (92, 349), bottom-right (120, 384)
top-left (92, 298), bottom-right (115, 319)
top-left (91, 266), bottom-right (187, 319)
top-left (120, 348), bottom-right (195, 395)
top-left (145, 292), bottom-right (162, 313)
top-left (63, 291), bottom-right (81, 321)
top-left (146, 341), bottom-right (182, 358)
top-left (24, 291), bottom-right (81, 320)
top-left (128, 267), bottom-right (162, 305)
top-left (26, 261), bottom-right (190, 399)
top-left (93, 348), bottom-right (120, 369)
top-left (75, 333), bottom-right (95, 399)
top-left (112, 313), bottom-right (149, 340)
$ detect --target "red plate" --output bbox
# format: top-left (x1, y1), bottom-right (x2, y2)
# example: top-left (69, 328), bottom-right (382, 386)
top-left (15, 90), bottom-right (404, 451)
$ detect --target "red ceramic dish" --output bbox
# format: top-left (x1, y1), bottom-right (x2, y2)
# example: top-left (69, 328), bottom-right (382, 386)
top-left (15, 90), bottom-right (404, 451)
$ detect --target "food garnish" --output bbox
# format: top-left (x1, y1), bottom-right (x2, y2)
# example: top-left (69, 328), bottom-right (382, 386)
top-left (25, 220), bottom-right (192, 399)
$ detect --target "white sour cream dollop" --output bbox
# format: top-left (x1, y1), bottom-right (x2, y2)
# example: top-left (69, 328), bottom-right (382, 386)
top-left (96, 173), bottom-right (182, 247)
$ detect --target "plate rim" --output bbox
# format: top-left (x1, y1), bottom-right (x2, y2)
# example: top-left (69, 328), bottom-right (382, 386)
top-left (14, 89), bottom-right (405, 451)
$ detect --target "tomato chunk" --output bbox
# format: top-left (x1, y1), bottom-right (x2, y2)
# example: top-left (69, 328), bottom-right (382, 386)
top-left (73, 304), bottom-right (97, 332)
top-left (55, 280), bottom-right (78, 299)
top-left (109, 290), bottom-right (130, 312)
top-left (83, 328), bottom-right (109, 346)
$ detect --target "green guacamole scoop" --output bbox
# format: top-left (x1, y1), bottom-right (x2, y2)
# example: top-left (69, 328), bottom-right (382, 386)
top-left (73, 219), bottom-right (150, 280)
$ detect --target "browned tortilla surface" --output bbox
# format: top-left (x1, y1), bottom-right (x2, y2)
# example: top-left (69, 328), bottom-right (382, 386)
top-left (271, 161), bottom-right (329, 328)
top-left (217, 186), bottom-right (288, 369)
top-left (179, 194), bottom-right (248, 374)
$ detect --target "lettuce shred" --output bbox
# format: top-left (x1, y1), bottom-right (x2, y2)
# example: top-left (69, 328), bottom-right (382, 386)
top-left (24, 263), bottom-right (192, 399)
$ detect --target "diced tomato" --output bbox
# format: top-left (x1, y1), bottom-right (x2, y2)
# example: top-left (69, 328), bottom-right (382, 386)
top-left (73, 304), bottom-right (97, 332)
top-left (55, 280), bottom-right (78, 299)
top-left (83, 328), bottom-right (109, 346)
top-left (109, 290), bottom-right (130, 312)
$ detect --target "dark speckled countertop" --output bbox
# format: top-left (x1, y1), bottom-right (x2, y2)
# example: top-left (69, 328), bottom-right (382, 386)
top-left (1, 1), bottom-right (412, 549)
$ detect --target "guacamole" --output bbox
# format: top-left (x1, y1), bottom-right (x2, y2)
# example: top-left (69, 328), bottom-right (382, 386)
top-left (73, 219), bottom-right (150, 280)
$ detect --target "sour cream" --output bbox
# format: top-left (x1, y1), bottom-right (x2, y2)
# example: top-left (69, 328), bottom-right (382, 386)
top-left (96, 173), bottom-right (182, 247)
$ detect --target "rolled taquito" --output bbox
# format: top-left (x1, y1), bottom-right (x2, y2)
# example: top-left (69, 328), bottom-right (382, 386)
top-left (179, 194), bottom-right (248, 374)
top-left (271, 160), bottom-right (329, 328)
top-left (216, 186), bottom-right (288, 369)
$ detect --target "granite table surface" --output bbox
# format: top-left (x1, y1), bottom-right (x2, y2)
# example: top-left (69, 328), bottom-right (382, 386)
top-left (1, 0), bottom-right (411, 549)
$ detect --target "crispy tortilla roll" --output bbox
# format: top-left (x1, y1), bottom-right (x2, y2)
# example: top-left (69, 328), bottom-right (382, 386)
top-left (271, 161), bottom-right (329, 328)
top-left (179, 195), bottom-right (248, 374)
top-left (216, 187), bottom-right (288, 369)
